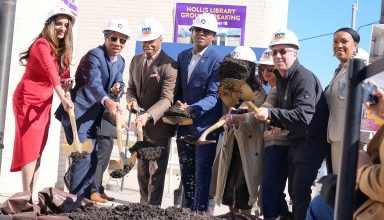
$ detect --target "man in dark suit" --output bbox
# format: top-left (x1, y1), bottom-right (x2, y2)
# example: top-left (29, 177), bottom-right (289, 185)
top-left (175, 13), bottom-right (224, 212)
top-left (126, 17), bottom-right (177, 206)
top-left (55, 18), bottom-right (129, 200)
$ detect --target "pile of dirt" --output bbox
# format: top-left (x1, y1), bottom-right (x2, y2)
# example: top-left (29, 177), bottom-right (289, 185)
top-left (164, 105), bottom-right (192, 119)
top-left (69, 152), bottom-right (88, 162)
top-left (129, 141), bottom-right (165, 161)
top-left (218, 56), bottom-right (250, 81)
top-left (109, 165), bottom-right (132, 178)
top-left (66, 203), bottom-right (220, 220)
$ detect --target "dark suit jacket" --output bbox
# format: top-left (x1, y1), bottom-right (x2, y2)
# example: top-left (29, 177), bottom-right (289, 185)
top-left (176, 46), bottom-right (224, 138)
top-left (55, 45), bottom-right (125, 143)
top-left (126, 49), bottom-right (177, 145)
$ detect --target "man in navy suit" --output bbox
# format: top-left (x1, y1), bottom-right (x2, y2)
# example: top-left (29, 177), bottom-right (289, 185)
top-left (55, 18), bottom-right (129, 200)
top-left (175, 12), bottom-right (223, 212)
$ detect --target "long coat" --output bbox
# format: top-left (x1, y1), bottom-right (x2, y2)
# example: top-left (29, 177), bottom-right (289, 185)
top-left (210, 93), bottom-right (266, 214)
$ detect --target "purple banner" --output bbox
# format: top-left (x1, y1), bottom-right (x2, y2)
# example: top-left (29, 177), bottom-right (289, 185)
top-left (61, 0), bottom-right (78, 14)
top-left (174, 3), bottom-right (247, 46)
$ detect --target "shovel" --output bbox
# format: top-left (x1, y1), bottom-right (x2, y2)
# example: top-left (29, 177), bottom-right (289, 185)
top-left (110, 120), bottom-right (143, 178)
top-left (61, 107), bottom-right (93, 154)
top-left (162, 115), bottom-right (193, 125)
top-left (182, 118), bottom-right (226, 145)
top-left (219, 78), bottom-right (270, 122)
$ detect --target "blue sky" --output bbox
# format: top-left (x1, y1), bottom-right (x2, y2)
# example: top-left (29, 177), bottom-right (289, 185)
top-left (288, 0), bottom-right (381, 86)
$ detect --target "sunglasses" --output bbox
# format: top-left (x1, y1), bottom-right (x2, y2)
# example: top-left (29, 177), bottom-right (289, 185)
top-left (272, 48), bottom-right (296, 56)
top-left (109, 36), bottom-right (127, 44)
top-left (259, 66), bottom-right (275, 72)
top-left (193, 27), bottom-right (213, 35)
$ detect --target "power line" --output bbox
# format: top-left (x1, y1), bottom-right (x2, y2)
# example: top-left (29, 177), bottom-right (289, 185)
top-left (299, 21), bottom-right (379, 42)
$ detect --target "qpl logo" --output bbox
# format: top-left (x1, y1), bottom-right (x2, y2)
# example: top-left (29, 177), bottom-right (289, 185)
top-left (263, 51), bottom-right (272, 60)
top-left (142, 27), bottom-right (152, 36)
top-left (274, 32), bottom-right (286, 40)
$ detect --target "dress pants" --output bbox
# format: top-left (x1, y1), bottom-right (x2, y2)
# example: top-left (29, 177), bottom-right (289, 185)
top-left (91, 135), bottom-right (114, 194)
top-left (137, 141), bottom-right (170, 206)
top-left (177, 138), bottom-right (217, 212)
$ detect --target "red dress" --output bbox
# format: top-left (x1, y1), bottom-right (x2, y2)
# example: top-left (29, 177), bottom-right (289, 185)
top-left (11, 37), bottom-right (65, 172)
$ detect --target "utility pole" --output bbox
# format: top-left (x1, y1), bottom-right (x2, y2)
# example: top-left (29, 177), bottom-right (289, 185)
top-left (381, 0), bottom-right (384, 24)
top-left (0, 0), bottom-right (17, 172)
top-left (351, 0), bottom-right (359, 29)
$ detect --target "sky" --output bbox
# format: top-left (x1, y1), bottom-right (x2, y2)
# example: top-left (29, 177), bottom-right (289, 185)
top-left (288, 0), bottom-right (382, 86)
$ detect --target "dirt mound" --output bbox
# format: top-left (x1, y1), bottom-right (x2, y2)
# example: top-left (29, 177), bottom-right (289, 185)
top-left (67, 203), bottom-right (219, 220)
top-left (218, 56), bottom-right (251, 81)
top-left (164, 105), bottom-right (192, 119)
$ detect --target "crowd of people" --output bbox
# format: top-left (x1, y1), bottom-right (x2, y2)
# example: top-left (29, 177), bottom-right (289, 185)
top-left (9, 3), bottom-right (384, 220)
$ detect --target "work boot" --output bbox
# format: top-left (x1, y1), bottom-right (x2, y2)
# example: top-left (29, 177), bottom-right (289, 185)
top-left (100, 193), bottom-right (115, 201)
top-left (90, 192), bottom-right (108, 203)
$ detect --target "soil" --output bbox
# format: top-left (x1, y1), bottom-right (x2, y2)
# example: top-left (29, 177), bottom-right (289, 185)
top-left (66, 203), bottom-right (220, 220)
top-left (109, 165), bottom-right (132, 178)
top-left (218, 56), bottom-right (250, 81)
top-left (164, 105), bottom-right (192, 119)
top-left (129, 141), bottom-right (165, 161)
top-left (69, 152), bottom-right (88, 162)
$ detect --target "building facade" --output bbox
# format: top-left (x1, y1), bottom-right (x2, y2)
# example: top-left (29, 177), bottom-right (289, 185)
top-left (0, 0), bottom-right (288, 195)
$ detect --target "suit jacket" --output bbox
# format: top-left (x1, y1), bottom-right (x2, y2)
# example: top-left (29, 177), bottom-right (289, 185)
top-left (55, 45), bottom-right (125, 143)
top-left (175, 46), bottom-right (224, 138)
top-left (325, 63), bottom-right (348, 143)
top-left (126, 49), bottom-right (177, 145)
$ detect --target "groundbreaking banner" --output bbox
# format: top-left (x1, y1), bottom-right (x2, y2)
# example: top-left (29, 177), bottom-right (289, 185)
top-left (174, 3), bottom-right (246, 46)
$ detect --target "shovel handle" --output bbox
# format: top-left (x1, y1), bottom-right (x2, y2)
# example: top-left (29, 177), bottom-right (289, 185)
top-left (68, 107), bottom-right (81, 152)
top-left (198, 118), bottom-right (226, 142)
top-left (244, 101), bottom-right (270, 124)
top-left (116, 113), bottom-right (125, 154)
top-left (136, 121), bottom-right (144, 141)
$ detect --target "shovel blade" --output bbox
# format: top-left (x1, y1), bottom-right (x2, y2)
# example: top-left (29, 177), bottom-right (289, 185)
top-left (60, 139), bottom-right (94, 155)
top-left (162, 116), bottom-right (193, 125)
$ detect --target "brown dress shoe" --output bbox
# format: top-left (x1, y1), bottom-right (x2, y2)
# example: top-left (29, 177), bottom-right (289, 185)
top-left (100, 193), bottom-right (115, 201)
top-left (90, 192), bottom-right (108, 203)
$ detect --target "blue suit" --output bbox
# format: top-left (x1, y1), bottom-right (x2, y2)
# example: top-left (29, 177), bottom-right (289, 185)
top-left (55, 45), bottom-right (125, 198)
top-left (175, 46), bottom-right (223, 211)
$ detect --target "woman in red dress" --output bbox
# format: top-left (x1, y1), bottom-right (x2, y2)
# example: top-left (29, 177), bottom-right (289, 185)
top-left (11, 5), bottom-right (75, 193)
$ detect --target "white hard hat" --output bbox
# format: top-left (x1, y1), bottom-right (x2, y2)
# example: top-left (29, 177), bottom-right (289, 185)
top-left (190, 13), bottom-right (218, 33)
top-left (103, 18), bottom-right (130, 39)
top-left (354, 48), bottom-right (369, 64)
top-left (258, 49), bottom-right (274, 65)
top-left (269, 29), bottom-right (300, 49)
top-left (231, 46), bottom-right (257, 64)
top-left (138, 18), bottom-right (163, 41)
top-left (46, 4), bottom-right (76, 24)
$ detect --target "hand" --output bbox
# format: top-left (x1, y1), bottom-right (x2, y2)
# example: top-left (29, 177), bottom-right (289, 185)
top-left (176, 100), bottom-right (193, 114)
top-left (357, 150), bottom-right (372, 169)
top-left (104, 98), bottom-right (119, 119)
top-left (253, 107), bottom-right (269, 121)
top-left (135, 112), bottom-right (151, 126)
top-left (364, 81), bottom-right (384, 119)
top-left (122, 120), bottom-right (129, 131)
top-left (60, 77), bottom-right (75, 89)
top-left (127, 100), bottom-right (138, 112)
top-left (270, 127), bottom-right (282, 135)
top-left (62, 97), bottom-right (73, 112)
top-left (111, 82), bottom-right (121, 96)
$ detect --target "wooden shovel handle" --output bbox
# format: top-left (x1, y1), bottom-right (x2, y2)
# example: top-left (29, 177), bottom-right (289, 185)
top-left (198, 118), bottom-right (226, 142)
top-left (244, 101), bottom-right (270, 124)
top-left (115, 113), bottom-right (125, 154)
top-left (136, 121), bottom-right (144, 141)
top-left (68, 107), bottom-right (81, 152)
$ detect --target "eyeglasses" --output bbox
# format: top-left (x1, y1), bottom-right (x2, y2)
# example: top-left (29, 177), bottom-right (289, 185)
top-left (109, 36), bottom-right (127, 44)
top-left (259, 66), bottom-right (275, 72)
top-left (193, 27), bottom-right (213, 35)
top-left (272, 48), bottom-right (296, 56)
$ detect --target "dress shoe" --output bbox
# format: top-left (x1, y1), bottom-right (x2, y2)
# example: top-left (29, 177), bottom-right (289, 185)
top-left (100, 193), bottom-right (115, 201)
top-left (90, 192), bottom-right (108, 203)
